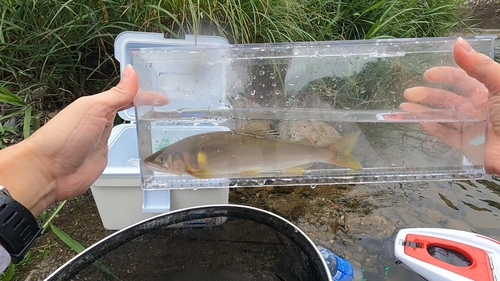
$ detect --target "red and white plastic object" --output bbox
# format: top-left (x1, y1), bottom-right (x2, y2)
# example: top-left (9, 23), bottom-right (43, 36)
top-left (394, 228), bottom-right (500, 281)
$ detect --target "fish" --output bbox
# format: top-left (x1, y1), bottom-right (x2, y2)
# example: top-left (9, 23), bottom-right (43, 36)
top-left (144, 121), bottom-right (363, 179)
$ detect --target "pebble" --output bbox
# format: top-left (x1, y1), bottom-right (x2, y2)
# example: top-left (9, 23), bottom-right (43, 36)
top-left (445, 218), bottom-right (474, 232)
top-left (426, 209), bottom-right (443, 223)
top-left (277, 120), bottom-right (341, 145)
top-left (346, 215), bottom-right (395, 239)
top-left (395, 208), bottom-right (414, 226)
top-left (3, 117), bottom-right (17, 129)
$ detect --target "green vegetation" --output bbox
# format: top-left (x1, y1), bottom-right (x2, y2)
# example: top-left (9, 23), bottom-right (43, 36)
top-left (0, 0), bottom-right (470, 111)
top-left (303, 0), bottom-right (470, 41)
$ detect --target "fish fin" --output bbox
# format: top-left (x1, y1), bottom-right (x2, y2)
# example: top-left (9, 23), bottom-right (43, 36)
top-left (197, 152), bottom-right (208, 166)
top-left (329, 131), bottom-right (361, 155)
top-left (284, 167), bottom-right (304, 176)
top-left (296, 137), bottom-right (315, 146)
top-left (239, 169), bottom-right (262, 176)
top-left (186, 166), bottom-right (213, 178)
top-left (185, 155), bottom-right (213, 178)
top-left (329, 131), bottom-right (363, 170)
top-left (234, 121), bottom-right (280, 139)
top-left (284, 163), bottom-right (315, 175)
top-left (331, 155), bottom-right (363, 170)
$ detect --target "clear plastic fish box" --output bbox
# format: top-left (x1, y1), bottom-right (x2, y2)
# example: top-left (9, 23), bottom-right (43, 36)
top-left (128, 32), bottom-right (495, 193)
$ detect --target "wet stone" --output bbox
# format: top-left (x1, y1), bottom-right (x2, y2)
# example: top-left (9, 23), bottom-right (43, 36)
top-left (395, 208), bottom-right (415, 226)
top-left (346, 215), bottom-right (395, 240)
top-left (426, 208), bottom-right (443, 223)
top-left (277, 120), bottom-right (341, 145)
top-left (446, 218), bottom-right (474, 232)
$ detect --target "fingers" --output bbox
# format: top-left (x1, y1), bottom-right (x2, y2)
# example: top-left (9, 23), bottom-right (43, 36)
top-left (417, 120), bottom-right (486, 165)
top-left (94, 64), bottom-right (139, 113)
top-left (454, 38), bottom-right (500, 135)
top-left (417, 122), bottom-right (462, 149)
top-left (454, 38), bottom-right (500, 97)
top-left (423, 66), bottom-right (485, 95)
top-left (400, 102), bottom-right (467, 130)
top-left (133, 90), bottom-right (170, 109)
top-left (403, 87), bottom-right (469, 109)
top-left (403, 87), bottom-right (485, 119)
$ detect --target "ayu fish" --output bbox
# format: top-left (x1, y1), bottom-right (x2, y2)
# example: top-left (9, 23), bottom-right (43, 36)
top-left (144, 121), bottom-right (363, 179)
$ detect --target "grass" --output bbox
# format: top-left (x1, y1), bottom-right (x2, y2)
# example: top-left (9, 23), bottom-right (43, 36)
top-left (301, 0), bottom-right (470, 41)
top-left (0, 0), bottom-right (478, 279)
top-left (0, 0), bottom-right (471, 112)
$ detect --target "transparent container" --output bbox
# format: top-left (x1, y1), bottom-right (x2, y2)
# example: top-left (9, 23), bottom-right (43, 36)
top-left (130, 35), bottom-right (496, 191)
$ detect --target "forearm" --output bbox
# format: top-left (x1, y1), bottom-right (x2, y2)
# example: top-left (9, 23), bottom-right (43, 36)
top-left (0, 140), bottom-right (57, 216)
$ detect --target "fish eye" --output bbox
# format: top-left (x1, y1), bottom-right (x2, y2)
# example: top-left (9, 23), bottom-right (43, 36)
top-left (158, 156), bottom-right (164, 163)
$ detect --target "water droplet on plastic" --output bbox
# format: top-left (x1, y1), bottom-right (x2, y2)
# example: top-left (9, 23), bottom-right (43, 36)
top-left (154, 99), bottom-right (160, 105)
top-left (310, 184), bottom-right (317, 189)
top-left (259, 70), bottom-right (265, 76)
top-left (250, 90), bottom-right (256, 96)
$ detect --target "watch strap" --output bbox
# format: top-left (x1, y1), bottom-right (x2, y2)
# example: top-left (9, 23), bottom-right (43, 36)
top-left (0, 189), bottom-right (41, 263)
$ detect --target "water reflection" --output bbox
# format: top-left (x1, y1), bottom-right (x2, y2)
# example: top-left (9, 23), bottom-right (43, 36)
top-left (291, 177), bottom-right (500, 280)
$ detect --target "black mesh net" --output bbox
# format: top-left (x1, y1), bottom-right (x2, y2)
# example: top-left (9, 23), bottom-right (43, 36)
top-left (45, 205), bottom-right (330, 281)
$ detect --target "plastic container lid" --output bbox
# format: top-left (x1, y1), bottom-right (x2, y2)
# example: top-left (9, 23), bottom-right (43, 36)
top-left (113, 32), bottom-right (230, 121)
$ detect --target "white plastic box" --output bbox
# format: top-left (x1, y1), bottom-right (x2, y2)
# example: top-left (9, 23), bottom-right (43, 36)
top-left (90, 32), bottom-right (231, 230)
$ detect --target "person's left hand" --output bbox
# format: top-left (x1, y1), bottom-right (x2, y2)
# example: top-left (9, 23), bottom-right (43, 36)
top-left (0, 64), bottom-right (169, 215)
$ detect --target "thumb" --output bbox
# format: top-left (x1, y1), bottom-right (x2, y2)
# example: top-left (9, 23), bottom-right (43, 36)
top-left (453, 37), bottom-right (500, 96)
top-left (96, 64), bottom-right (139, 112)
top-left (454, 37), bottom-right (500, 137)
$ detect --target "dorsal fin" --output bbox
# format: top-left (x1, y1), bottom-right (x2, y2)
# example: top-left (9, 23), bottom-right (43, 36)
top-left (234, 121), bottom-right (280, 139)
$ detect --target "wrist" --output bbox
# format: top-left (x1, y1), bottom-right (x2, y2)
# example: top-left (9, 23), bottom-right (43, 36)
top-left (0, 140), bottom-right (57, 216)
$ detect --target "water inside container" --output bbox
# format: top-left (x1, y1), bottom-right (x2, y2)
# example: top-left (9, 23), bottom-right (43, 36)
top-left (137, 107), bottom-right (484, 190)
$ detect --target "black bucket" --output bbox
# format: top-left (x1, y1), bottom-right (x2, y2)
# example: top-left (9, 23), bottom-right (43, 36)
top-left (44, 204), bottom-right (331, 281)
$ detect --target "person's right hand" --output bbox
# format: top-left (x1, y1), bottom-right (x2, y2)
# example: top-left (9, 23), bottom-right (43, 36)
top-left (400, 37), bottom-right (500, 175)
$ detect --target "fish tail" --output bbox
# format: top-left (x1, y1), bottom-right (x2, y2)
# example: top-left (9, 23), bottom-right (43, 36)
top-left (328, 131), bottom-right (363, 170)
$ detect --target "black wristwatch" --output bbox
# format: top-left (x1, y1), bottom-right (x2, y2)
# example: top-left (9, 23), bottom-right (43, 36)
top-left (0, 185), bottom-right (42, 263)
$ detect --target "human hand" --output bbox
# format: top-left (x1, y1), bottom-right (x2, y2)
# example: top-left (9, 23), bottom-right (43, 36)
top-left (400, 37), bottom-right (500, 175)
top-left (0, 64), bottom-right (168, 215)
